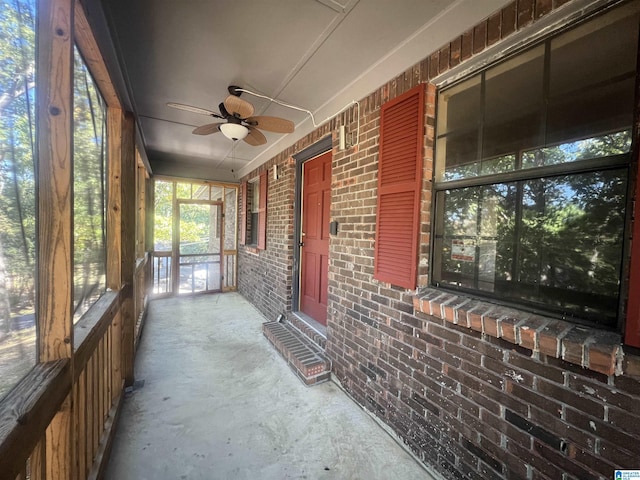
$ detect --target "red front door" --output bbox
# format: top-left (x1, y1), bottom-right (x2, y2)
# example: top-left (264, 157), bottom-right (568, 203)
top-left (300, 151), bottom-right (331, 325)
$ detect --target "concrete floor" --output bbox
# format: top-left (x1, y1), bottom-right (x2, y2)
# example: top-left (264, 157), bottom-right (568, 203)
top-left (105, 293), bottom-right (437, 480)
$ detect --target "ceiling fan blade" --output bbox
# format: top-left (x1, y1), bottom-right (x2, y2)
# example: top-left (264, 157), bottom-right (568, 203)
top-left (192, 122), bottom-right (223, 135)
top-left (246, 116), bottom-right (294, 133)
top-left (224, 95), bottom-right (254, 119)
top-left (167, 102), bottom-right (220, 117)
top-left (243, 126), bottom-right (267, 146)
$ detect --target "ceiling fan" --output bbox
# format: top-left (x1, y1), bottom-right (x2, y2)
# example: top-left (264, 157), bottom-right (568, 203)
top-left (167, 86), bottom-right (294, 146)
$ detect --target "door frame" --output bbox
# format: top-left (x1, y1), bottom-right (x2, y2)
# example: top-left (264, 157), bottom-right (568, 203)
top-left (173, 199), bottom-right (224, 295)
top-left (292, 136), bottom-right (333, 318)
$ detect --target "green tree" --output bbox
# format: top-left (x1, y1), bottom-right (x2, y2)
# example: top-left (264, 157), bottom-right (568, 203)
top-left (0, 0), bottom-right (36, 337)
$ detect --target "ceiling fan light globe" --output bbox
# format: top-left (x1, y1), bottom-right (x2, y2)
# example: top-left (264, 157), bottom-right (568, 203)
top-left (220, 123), bottom-right (249, 141)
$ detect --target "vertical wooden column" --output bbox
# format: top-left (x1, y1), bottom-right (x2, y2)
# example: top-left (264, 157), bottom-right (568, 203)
top-left (36, 0), bottom-right (75, 477)
top-left (107, 110), bottom-right (136, 387)
top-left (106, 109), bottom-right (123, 395)
top-left (120, 113), bottom-right (136, 386)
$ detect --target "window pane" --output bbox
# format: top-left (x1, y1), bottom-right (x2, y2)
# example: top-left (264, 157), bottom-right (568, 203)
top-left (522, 131), bottom-right (632, 169)
top-left (176, 182), bottom-right (192, 199)
top-left (154, 180), bottom-right (173, 251)
top-left (437, 3), bottom-right (638, 182)
top-left (518, 171), bottom-right (626, 325)
top-left (547, 5), bottom-right (638, 146)
top-left (436, 77), bottom-right (480, 181)
top-left (73, 47), bottom-right (107, 321)
top-left (251, 181), bottom-right (259, 213)
top-left (193, 184), bottom-right (209, 200)
top-left (483, 46), bottom-right (544, 160)
top-left (0, 0), bottom-right (37, 400)
top-left (211, 186), bottom-right (223, 202)
top-left (434, 170), bottom-right (626, 326)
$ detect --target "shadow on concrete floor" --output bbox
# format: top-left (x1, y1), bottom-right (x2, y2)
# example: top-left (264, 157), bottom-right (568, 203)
top-left (105, 292), bottom-right (437, 480)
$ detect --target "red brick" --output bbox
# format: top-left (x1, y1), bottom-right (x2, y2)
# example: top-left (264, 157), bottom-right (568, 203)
top-left (483, 316), bottom-right (499, 338)
top-left (460, 30), bottom-right (473, 61)
top-left (442, 296), bottom-right (471, 324)
top-left (608, 406), bottom-right (640, 438)
top-left (473, 22), bottom-right (487, 54)
top-left (438, 45), bottom-right (450, 73)
top-left (507, 351), bottom-right (564, 384)
top-left (487, 12), bottom-right (502, 46)
top-left (429, 52), bottom-right (439, 79)
top-left (567, 373), bottom-right (637, 412)
top-left (462, 335), bottom-right (504, 361)
top-left (535, 0), bottom-right (553, 18)
top-left (450, 36), bottom-right (462, 67)
top-left (536, 378), bottom-right (605, 419)
top-left (517, 0), bottom-right (535, 28)
top-left (561, 327), bottom-right (593, 367)
top-left (468, 309), bottom-right (483, 332)
top-left (502, 2), bottom-right (517, 38)
top-left (565, 409), bottom-right (640, 456)
top-left (586, 330), bottom-right (621, 375)
top-left (500, 315), bottom-right (524, 344)
top-left (458, 300), bottom-right (488, 328)
top-left (538, 320), bottom-right (573, 357)
top-left (587, 343), bottom-right (619, 376)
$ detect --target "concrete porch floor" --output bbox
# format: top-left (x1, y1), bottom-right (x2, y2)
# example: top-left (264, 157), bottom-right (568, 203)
top-left (105, 293), bottom-right (437, 480)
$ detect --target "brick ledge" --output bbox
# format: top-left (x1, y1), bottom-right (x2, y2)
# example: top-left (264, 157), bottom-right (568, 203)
top-left (412, 287), bottom-right (636, 377)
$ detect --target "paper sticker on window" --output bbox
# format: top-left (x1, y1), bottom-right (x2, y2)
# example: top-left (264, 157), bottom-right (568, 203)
top-left (451, 239), bottom-right (476, 262)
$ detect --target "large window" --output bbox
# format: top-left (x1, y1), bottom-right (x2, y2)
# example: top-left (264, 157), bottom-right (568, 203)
top-left (73, 46), bottom-right (107, 321)
top-left (433, 2), bottom-right (639, 328)
top-left (0, 0), bottom-right (37, 400)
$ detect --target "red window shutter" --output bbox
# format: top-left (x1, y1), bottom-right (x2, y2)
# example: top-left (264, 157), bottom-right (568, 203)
top-left (258, 171), bottom-right (267, 250)
top-left (240, 181), bottom-right (247, 246)
top-left (374, 84), bottom-right (424, 289)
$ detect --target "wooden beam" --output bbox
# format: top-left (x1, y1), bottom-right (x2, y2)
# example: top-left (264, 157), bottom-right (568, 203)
top-left (37, 0), bottom-right (74, 364)
top-left (0, 361), bottom-right (70, 480)
top-left (107, 109), bottom-right (123, 291)
top-left (107, 109), bottom-right (136, 386)
top-left (120, 112), bottom-right (137, 386)
top-left (36, 0), bottom-right (76, 474)
top-left (73, 1), bottom-right (120, 109)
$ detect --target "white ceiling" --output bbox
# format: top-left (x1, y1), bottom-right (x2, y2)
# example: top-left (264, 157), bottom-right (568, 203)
top-left (102, 0), bottom-right (511, 181)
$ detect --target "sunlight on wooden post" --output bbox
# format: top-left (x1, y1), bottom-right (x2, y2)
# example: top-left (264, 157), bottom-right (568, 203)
top-left (107, 110), bottom-right (136, 387)
top-left (37, 0), bottom-right (75, 477)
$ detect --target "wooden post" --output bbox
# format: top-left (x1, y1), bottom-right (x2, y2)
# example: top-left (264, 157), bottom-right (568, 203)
top-left (36, 0), bottom-right (75, 477)
top-left (106, 108), bottom-right (123, 394)
top-left (107, 110), bottom-right (136, 386)
top-left (120, 113), bottom-right (136, 386)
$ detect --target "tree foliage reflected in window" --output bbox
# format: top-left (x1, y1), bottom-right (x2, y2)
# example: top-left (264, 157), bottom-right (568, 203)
top-left (433, 3), bottom-right (638, 328)
top-left (73, 46), bottom-right (107, 321)
top-left (0, 0), bottom-right (36, 399)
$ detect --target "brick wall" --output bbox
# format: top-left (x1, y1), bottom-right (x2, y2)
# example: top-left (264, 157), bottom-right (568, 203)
top-left (239, 0), bottom-right (640, 478)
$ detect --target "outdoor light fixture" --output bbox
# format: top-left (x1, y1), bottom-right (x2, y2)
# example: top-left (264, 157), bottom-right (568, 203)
top-left (220, 122), bottom-right (249, 141)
